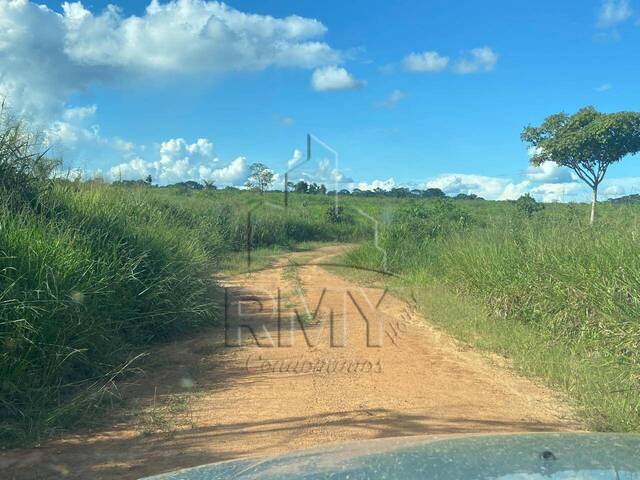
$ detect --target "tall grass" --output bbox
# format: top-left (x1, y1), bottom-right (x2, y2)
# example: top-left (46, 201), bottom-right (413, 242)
top-left (342, 199), bottom-right (640, 431)
top-left (0, 179), bottom-right (373, 444)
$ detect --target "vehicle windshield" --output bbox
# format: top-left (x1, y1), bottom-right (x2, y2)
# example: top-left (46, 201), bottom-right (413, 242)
top-left (1, 1), bottom-right (640, 479)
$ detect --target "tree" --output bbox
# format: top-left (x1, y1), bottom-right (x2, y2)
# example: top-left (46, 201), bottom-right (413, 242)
top-left (245, 163), bottom-right (274, 193)
top-left (390, 187), bottom-right (411, 198)
top-left (145, 174), bottom-right (152, 185)
top-left (294, 180), bottom-right (308, 193)
top-left (522, 106), bottom-right (640, 225)
top-left (422, 188), bottom-right (446, 198)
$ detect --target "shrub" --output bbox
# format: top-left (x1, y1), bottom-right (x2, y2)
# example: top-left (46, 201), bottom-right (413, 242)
top-left (515, 193), bottom-right (544, 217)
top-left (325, 205), bottom-right (349, 223)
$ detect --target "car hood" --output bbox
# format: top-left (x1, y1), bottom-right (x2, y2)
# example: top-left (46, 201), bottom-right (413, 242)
top-left (142, 433), bottom-right (640, 479)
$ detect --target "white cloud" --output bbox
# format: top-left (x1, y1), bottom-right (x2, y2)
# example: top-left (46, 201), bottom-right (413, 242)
top-left (529, 182), bottom-right (584, 202)
top-left (311, 65), bottom-right (365, 91)
top-left (44, 104), bottom-right (137, 169)
top-left (62, 0), bottom-right (339, 73)
top-left (201, 156), bottom-right (247, 183)
top-left (524, 161), bottom-right (575, 183)
top-left (295, 157), bottom-right (352, 185)
top-left (0, 0), bottom-right (341, 121)
top-left (402, 51), bottom-right (449, 72)
top-left (453, 47), bottom-right (498, 74)
top-left (597, 0), bottom-right (632, 28)
top-left (62, 105), bottom-right (98, 121)
top-left (603, 185), bottom-right (625, 197)
top-left (108, 137), bottom-right (248, 185)
top-left (425, 174), bottom-right (528, 200)
top-left (355, 178), bottom-right (396, 191)
top-left (596, 83), bottom-right (613, 92)
top-left (288, 149), bottom-right (303, 169)
top-left (376, 89), bottom-right (406, 108)
top-left (159, 138), bottom-right (214, 166)
top-left (599, 177), bottom-right (640, 198)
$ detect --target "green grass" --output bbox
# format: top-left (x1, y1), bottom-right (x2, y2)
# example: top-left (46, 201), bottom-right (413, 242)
top-left (5, 171), bottom-right (640, 444)
top-left (338, 199), bottom-right (640, 432)
top-left (0, 183), bottom-right (371, 445)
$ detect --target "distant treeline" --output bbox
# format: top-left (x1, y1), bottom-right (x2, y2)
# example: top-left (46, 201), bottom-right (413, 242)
top-left (110, 177), bottom-right (484, 200)
top-left (606, 194), bottom-right (640, 204)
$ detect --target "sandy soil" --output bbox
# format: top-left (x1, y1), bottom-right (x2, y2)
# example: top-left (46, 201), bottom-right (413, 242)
top-left (1, 245), bottom-right (581, 479)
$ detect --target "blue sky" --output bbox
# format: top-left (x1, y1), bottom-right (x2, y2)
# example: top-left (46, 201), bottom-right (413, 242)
top-left (2, 0), bottom-right (640, 200)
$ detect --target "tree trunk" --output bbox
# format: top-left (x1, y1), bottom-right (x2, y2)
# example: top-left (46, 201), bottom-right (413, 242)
top-left (590, 185), bottom-right (598, 226)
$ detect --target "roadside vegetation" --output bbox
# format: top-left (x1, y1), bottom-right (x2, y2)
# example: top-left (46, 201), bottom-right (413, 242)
top-left (341, 197), bottom-right (640, 432)
top-left (3, 104), bottom-right (640, 445)
top-left (0, 108), bottom-right (373, 444)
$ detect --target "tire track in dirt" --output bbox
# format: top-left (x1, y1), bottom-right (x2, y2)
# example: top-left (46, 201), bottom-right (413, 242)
top-left (2, 244), bottom-right (582, 479)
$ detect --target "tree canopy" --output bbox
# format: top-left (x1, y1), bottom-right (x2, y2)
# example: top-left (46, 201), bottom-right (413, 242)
top-left (245, 163), bottom-right (274, 193)
top-left (521, 106), bottom-right (640, 224)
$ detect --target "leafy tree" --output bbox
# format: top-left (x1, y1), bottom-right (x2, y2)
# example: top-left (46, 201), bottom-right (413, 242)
top-left (202, 179), bottom-right (216, 190)
top-left (422, 188), bottom-right (446, 198)
top-left (169, 180), bottom-right (203, 190)
top-left (145, 174), bottom-right (152, 185)
top-left (245, 163), bottom-right (274, 193)
top-left (390, 187), bottom-right (411, 197)
top-left (294, 180), bottom-right (308, 193)
top-left (308, 182), bottom-right (321, 194)
top-left (522, 106), bottom-right (640, 225)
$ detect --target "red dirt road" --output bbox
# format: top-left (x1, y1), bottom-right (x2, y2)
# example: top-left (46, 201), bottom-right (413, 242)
top-left (2, 245), bottom-right (580, 479)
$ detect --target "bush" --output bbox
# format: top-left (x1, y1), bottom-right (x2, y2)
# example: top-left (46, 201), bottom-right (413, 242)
top-left (325, 205), bottom-right (349, 223)
top-left (515, 193), bottom-right (544, 217)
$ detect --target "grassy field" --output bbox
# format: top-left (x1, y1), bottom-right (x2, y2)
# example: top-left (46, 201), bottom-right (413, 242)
top-left (4, 162), bottom-right (640, 444)
top-left (0, 182), bottom-right (372, 444)
top-left (339, 198), bottom-right (640, 432)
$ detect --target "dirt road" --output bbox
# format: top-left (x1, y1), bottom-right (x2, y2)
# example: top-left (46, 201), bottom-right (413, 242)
top-left (2, 245), bottom-right (580, 479)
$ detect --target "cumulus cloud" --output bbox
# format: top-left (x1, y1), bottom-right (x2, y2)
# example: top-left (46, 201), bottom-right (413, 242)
top-left (599, 177), bottom-right (640, 198)
top-left (425, 174), bottom-right (529, 200)
top-left (597, 0), bottom-right (632, 28)
top-left (355, 178), bottom-right (396, 191)
top-left (376, 89), bottom-right (406, 108)
top-left (201, 156), bottom-right (248, 183)
top-left (108, 137), bottom-right (248, 185)
top-left (62, 105), bottom-right (98, 121)
top-left (402, 51), bottom-right (449, 72)
top-left (311, 65), bottom-right (365, 91)
top-left (44, 104), bottom-right (136, 169)
top-left (0, 0), bottom-right (347, 181)
top-left (529, 182), bottom-right (584, 202)
top-left (524, 161), bottom-right (575, 183)
top-left (0, 0), bottom-right (341, 121)
top-left (453, 47), bottom-right (498, 74)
